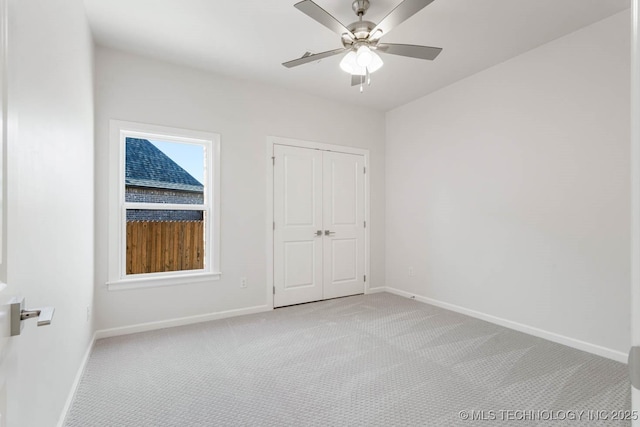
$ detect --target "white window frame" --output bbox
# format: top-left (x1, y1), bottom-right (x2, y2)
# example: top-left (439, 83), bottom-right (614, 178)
top-left (107, 120), bottom-right (221, 291)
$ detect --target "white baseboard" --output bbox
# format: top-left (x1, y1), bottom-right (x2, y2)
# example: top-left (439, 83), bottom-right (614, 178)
top-left (383, 286), bottom-right (627, 363)
top-left (365, 287), bottom-right (386, 294)
top-left (95, 304), bottom-right (272, 339)
top-left (57, 331), bottom-right (97, 427)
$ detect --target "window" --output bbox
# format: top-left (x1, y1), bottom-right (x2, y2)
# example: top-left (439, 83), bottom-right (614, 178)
top-left (108, 121), bottom-right (220, 290)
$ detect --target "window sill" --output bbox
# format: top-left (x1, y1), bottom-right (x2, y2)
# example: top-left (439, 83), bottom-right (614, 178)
top-left (107, 271), bottom-right (221, 291)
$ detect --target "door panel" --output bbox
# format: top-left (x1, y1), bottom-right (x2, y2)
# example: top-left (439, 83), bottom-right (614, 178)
top-left (328, 159), bottom-right (358, 226)
top-left (273, 145), bottom-right (323, 307)
top-left (331, 238), bottom-right (357, 282)
top-left (283, 157), bottom-right (317, 226)
top-left (322, 151), bottom-right (365, 300)
top-left (283, 241), bottom-right (317, 289)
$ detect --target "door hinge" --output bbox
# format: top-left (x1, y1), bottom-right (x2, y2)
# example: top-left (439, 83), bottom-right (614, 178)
top-left (364, 275), bottom-right (366, 283)
top-left (363, 166), bottom-right (366, 174)
top-left (273, 221), bottom-right (275, 230)
top-left (273, 286), bottom-right (276, 295)
top-left (364, 220), bottom-right (366, 228)
top-left (272, 156), bottom-right (275, 165)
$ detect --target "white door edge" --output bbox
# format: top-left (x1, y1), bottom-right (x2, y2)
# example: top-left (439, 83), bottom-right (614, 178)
top-left (631, 1), bottom-right (640, 424)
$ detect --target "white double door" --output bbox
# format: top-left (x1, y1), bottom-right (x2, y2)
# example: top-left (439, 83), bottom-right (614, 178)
top-left (273, 144), bottom-right (365, 308)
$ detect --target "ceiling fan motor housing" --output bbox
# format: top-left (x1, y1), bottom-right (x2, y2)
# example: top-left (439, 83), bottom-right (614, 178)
top-left (343, 20), bottom-right (376, 48)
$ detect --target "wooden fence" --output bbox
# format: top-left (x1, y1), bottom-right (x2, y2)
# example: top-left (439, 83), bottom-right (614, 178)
top-left (126, 221), bottom-right (204, 275)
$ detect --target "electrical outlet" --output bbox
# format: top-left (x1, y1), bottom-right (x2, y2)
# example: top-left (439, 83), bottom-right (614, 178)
top-left (408, 267), bottom-right (414, 278)
top-left (240, 277), bottom-right (247, 288)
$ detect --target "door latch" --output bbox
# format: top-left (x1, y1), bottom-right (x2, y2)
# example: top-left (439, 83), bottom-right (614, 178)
top-left (10, 297), bottom-right (55, 336)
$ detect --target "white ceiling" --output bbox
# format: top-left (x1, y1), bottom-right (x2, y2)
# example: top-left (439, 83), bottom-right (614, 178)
top-left (83, 0), bottom-right (630, 112)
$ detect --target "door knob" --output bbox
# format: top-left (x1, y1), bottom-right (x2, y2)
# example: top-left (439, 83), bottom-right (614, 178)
top-left (10, 297), bottom-right (55, 336)
top-left (314, 230), bottom-right (322, 237)
top-left (324, 230), bottom-right (336, 236)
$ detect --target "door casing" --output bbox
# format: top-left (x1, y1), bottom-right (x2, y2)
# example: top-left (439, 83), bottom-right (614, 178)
top-left (266, 136), bottom-right (371, 309)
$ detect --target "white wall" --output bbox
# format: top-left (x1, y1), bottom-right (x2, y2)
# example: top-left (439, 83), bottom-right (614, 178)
top-left (6, 0), bottom-right (94, 425)
top-left (94, 47), bottom-right (386, 330)
top-left (385, 11), bottom-right (630, 357)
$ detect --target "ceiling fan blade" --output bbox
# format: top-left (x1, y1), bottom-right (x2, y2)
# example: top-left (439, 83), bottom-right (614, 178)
top-left (294, 0), bottom-right (355, 39)
top-left (369, 0), bottom-right (435, 41)
top-left (377, 43), bottom-right (442, 60)
top-left (282, 48), bottom-right (347, 68)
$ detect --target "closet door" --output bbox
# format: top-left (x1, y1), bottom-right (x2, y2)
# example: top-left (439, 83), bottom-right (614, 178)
top-left (273, 145), bottom-right (324, 307)
top-left (273, 145), bottom-right (365, 307)
top-left (322, 151), bottom-right (365, 299)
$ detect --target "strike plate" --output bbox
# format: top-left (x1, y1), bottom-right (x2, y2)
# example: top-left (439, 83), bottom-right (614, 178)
top-left (9, 296), bottom-right (25, 337)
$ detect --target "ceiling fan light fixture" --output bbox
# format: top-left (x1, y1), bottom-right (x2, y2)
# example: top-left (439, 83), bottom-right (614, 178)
top-left (340, 48), bottom-right (383, 76)
top-left (367, 51), bottom-right (383, 73)
top-left (340, 51), bottom-right (365, 75)
top-left (356, 45), bottom-right (373, 67)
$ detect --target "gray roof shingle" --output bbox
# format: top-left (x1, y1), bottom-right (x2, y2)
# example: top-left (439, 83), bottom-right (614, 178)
top-left (125, 138), bottom-right (204, 193)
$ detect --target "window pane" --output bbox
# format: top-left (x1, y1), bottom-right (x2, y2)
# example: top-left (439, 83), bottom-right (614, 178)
top-left (125, 137), bottom-right (205, 204)
top-left (126, 210), bottom-right (205, 275)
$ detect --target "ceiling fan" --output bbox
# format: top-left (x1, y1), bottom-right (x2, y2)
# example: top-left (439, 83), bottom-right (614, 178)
top-left (282, 0), bottom-right (442, 91)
